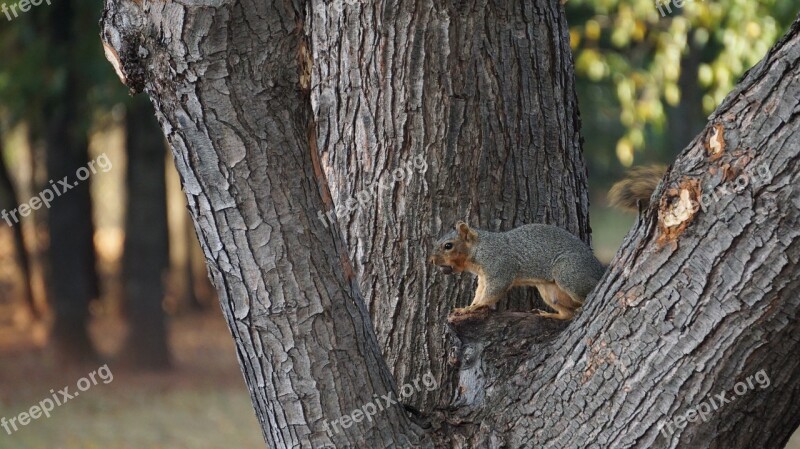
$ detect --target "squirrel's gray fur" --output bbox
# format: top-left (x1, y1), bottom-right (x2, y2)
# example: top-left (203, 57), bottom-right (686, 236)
top-left (436, 223), bottom-right (605, 304)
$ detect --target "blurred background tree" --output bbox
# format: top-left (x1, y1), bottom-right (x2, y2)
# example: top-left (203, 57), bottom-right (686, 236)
top-left (0, 0), bottom-right (117, 362)
top-left (0, 0), bottom-right (211, 367)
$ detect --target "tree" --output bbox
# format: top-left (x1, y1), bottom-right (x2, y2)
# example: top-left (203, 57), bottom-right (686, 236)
top-left (568, 0), bottom-right (796, 164)
top-left (44, 0), bottom-right (100, 363)
top-left (0, 136), bottom-right (38, 320)
top-left (44, 96), bottom-right (98, 363)
top-left (0, 0), bottom-right (115, 362)
top-left (100, 0), bottom-right (800, 447)
top-left (121, 95), bottom-right (171, 369)
top-left (308, 0), bottom-right (589, 411)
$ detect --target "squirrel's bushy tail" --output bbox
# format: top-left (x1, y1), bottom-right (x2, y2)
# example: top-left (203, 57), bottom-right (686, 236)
top-left (607, 165), bottom-right (667, 211)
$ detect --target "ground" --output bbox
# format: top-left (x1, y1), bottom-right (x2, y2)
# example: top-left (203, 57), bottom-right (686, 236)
top-left (0, 312), bottom-right (264, 449)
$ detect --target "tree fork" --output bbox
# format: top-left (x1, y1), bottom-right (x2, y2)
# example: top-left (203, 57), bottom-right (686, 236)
top-left (436, 15), bottom-right (800, 449)
top-left (101, 0), bottom-right (800, 445)
top-left (307, 0), bottom-right (591, 412)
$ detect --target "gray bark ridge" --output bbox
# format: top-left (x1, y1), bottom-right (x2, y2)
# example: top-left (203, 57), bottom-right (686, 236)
top-left (440, 15), bottom-right (800, 449)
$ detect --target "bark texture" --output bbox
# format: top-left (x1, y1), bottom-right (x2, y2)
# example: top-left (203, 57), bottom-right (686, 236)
top-left (101, 0), bottom-right (800, 445)
top-left (440, 18), bottom-right (800, 448)
top-left (101, 0), bottom-right (426, 446)
top-left (309, 0), bottom-right (590, 410)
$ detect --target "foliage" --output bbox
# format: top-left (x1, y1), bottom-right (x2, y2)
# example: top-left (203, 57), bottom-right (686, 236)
top-left (0, 0), bottom-right (125, 133)
top-left (567, 0), bottom-right (796, 166)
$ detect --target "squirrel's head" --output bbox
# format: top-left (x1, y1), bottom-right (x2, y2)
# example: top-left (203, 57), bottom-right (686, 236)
top-left (429, 221), bottom-right (478, 274)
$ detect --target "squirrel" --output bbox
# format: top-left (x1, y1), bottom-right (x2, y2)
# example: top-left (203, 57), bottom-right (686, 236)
top-left (430, 166), bottom-right (664, 319)
top-left (430, 221), bottom-right (606, 320)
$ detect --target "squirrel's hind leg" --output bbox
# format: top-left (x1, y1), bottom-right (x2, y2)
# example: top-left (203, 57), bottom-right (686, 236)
top-left (551, 256), bottom-right (601, 305)
top-left (533, 306), bottom-right (574, 320)
top-left (533, 283), bottom-right (577, 320)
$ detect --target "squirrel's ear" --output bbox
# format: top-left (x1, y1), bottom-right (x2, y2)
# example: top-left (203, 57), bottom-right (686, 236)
top-left (456, 221), bottom-right (477, 242)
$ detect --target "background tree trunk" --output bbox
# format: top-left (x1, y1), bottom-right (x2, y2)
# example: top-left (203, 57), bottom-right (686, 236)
top-left (0, 136), bottom-right (38, 320)
top-left (309, 0), bottom-right (590, 410)
top-left (44, 0), bottom-right (99, 363)
top-left (667, 33), bottom-right (707, 155)
top-left (45, 97), bottom-right (98, 363)
top-left (121, 96), bottom-right (171, 370)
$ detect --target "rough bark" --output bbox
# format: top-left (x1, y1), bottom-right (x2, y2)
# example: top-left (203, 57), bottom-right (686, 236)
top-left (309, 0), bottom-right (589, 410)
top-left (101, 0), bottom-right (426, 446)
top-left (440, 17), bottom-right (800, 448)
top-left (121, 96), bottom-right (171, 369)
top-left (101, 0), bottom-right (800, 446)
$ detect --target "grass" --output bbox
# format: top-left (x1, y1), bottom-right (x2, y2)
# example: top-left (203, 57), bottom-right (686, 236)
top-left (1, 387), bottom-right (261, 449)
top-left (0, 313), bottom-right (265, 449)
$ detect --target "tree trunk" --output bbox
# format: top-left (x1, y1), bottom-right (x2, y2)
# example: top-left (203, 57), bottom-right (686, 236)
top-left (45, 97), bottom-right (98, 363)
top-left (43, 0), bottom-right (100, 363)
top-left (101, 0), bottom-right (800, 445)
top-left (121, 95), bottom-right (171, 369)
top-left (102, 1), bottom-right (426, 446)
top-left (667, 33), bottom-right (706, 155)
top-left (0, 136), bottom-right (38, 320)
top-left (43, 0), bottom-right (99, 360)
top-left (309, 0), bottom-right (589, 410)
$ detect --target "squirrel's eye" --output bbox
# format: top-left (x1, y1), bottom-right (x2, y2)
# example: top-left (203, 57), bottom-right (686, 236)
top-left (443, 242), bottom-right (453, 250)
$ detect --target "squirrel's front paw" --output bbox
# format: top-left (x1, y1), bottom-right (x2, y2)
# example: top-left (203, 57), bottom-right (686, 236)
top-left (453, 304), bottom-right (492, 315)
top-left (531, 308), bottom-right (557, 318)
